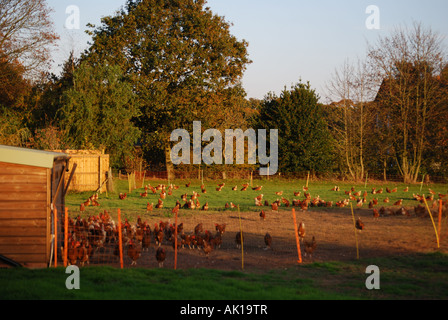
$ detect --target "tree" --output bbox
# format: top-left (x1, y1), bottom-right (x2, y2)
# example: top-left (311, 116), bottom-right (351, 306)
top-left (257, 81), bottom-right (335, 174)
top-left (58, 61), bottom-right (141, 167)
top-left (0, 0), bottom-right (58, 79)
top-left (368, 22), bottom-right (447, 183)
top-left (83, 0), bottom-right (251, 177)
top-left (326, 58), bottom-right (377, 181)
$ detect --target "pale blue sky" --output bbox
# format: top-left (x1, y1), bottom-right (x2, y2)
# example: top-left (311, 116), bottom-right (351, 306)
top-left (47, 0), bottom-right (448, 100)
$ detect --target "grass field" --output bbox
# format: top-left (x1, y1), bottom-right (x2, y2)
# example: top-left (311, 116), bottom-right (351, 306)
top-left (2, 177), bottom-right (448, 301)
top-left (1, 252), bottom-right (448, 300)
top-left (65, 176), bottom-right (448, 221)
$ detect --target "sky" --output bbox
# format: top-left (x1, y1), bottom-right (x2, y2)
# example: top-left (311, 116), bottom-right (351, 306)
top-left (46, 0), bottom-right (448, 101)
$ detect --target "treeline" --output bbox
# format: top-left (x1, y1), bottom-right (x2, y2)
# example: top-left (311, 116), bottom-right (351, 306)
top-left (1, 0), bottom-right (447, 182)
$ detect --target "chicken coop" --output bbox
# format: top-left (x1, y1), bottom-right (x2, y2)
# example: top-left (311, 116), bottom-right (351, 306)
top-left (0, 145), bottom-right (74, 268)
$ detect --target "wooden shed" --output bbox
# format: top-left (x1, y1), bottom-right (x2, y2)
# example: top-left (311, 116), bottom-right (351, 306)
top-left (0, 145), bottom-right (74, 268)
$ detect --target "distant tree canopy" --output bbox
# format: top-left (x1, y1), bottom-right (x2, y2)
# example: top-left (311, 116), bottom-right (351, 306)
top-left (83, 0), bottom-right (251, 177)
top-left (257, 82), bottom-right (335, 174)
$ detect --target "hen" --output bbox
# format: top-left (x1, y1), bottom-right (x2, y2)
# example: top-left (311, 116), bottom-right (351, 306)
top-left (264, 233), bottom-right (272, 250)
top-left (77, 241), bottom-right (89, 267)
top-left (304, 236), bottom-right (316, 258)
top-left (156, 247), bottom-right (166, 268)
top-left (142, 227), bottom-right (151, 251)
top-left (68, 240), bottom-right (80, 266)
top-left (259, 210), bottom-right (266, 220)
top-left (119, 193), bottom-right (127, 200)
top-left (127, 239), bottom-right (141, 266)
top-left (202, 240), bottom-right (214, 257)
top-left (235, 231), bottom-right (244, 249)
top-left (215, 223), bottom-right (226, 235)
top-left (355, 217), bottom-right (365, 232)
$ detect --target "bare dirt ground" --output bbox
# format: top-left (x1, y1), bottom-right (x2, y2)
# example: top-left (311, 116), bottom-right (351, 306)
top-left (86, 207), bottom-right (448, 271)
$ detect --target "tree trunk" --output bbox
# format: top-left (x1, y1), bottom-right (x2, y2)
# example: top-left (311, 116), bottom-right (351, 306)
top-left (165, 144), bottom-right (175, 182)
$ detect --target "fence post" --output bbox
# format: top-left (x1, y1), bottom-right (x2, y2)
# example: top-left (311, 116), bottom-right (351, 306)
top-left (64, 207), bottom-right (68, 267)
top-left (291, 208), bottom-right (302, 264)
top-left (423, 196), bottom-right (440, 249)
top-left (117, 209), bottom-right (124, 269)
top-left (238, 206), bottom-right (244, 271)
top-left (53, 208), bottom-right (58, 268)
top-left (439, 199), bottom-right (443, 241)
top-left (174, 209), bottom-right (178, 270)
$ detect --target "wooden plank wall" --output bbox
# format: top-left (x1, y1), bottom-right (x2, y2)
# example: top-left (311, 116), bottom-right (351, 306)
top-left (54, 151), bottom-right (109, 193)
top-left (0, 162), bottom-right (50, 268)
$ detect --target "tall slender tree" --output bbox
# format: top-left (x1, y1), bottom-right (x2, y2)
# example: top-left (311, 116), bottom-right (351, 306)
top-left (368, 22), bottom-right (447, 183)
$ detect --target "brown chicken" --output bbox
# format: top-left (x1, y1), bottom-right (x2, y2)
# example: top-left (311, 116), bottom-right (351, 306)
top-left (68, 241), bottom-right (80, 266)
top-left (356, 217), bottom-right (365, 232)
top-left (260, 210), bottom-right (266, 220)
top-left (211, 232), bottom-right (222, 249)
top-left (127, 239), bottom-right (141, 266)
top-left (235, 231), bottom-right (244, 249)
top-left (119, 193), bottom-right (127, 200)
top-left (155, 198), bottom-right (164, 209)
top-left (202, 240), bottom-right (214, 257)
top-left (304, 236), bottom-right (316, 258)
top-left (77, 241), bottom-right (89, 267)
top-left (156, 247), bottom-right (166, 268)
top-left (373, 209), bottom-right (380, 220)
top-left (142, 227), bottom-right (151, 251)
top-left (215, 223), bottom-right (226, 235)
top-left (394, 199), bottom-right (403, 206)
top-left (264, 233), bottom-right (272, 250)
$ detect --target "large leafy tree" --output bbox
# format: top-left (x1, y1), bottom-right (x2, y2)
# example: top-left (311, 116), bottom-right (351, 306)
top-left (83, 0), bottom-right (251, 176)
top-left (58, 61), bottom-right (141, 167)
top-left (257, 81), bottom-right (335, 174)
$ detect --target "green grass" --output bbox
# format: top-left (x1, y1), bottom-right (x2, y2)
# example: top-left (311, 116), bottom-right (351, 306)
top-left (65, 177), bottom-right (448, 222)
top-left (38, 178), bottom-right (447, 301)
top-left (1, 253), bottom-right (448, 300)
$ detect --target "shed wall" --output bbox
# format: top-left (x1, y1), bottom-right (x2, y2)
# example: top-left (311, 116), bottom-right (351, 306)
top-left (0, 162), bottom-right (50, 268)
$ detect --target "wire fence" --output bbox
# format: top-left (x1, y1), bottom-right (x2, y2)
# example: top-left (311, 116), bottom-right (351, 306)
top-left (115, 169), bottom-right (448, 184)
top-left (54, 195), bottom-right (447, 270)
top-left (54, 206), bottom-right (312, 270)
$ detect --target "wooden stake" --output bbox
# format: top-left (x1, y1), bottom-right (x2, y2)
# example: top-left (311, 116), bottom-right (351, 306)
top-left (64, 207), bottom-right (68, 267)
top-left (423, 196), bottom-right (440, 249)
top-left (238, 205), bottom-right (244, 271)
top-left (350, 203), bottom-right (359, 260)
top-left (292, 208), bottom-right (302, 264)
top-left (54, 208), bottom-right (58, 268)
top-left (117, 209), bottom-right (124, 269)
top-left (174, 208), bottom-right (178, 270)
top-left (438, 199), bottom-right (443, 240)
top-left (306, 171), bottom-right (310, 188)
top-left (420, 174), bottom-right (425, 192)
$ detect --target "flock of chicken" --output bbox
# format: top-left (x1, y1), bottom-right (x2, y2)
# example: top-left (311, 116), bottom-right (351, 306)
top-left (68, 181), bottom-right (447, 268)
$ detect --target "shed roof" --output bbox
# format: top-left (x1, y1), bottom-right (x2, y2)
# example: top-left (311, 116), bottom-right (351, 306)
top-left (0, 145), bottom-right (69, 169)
